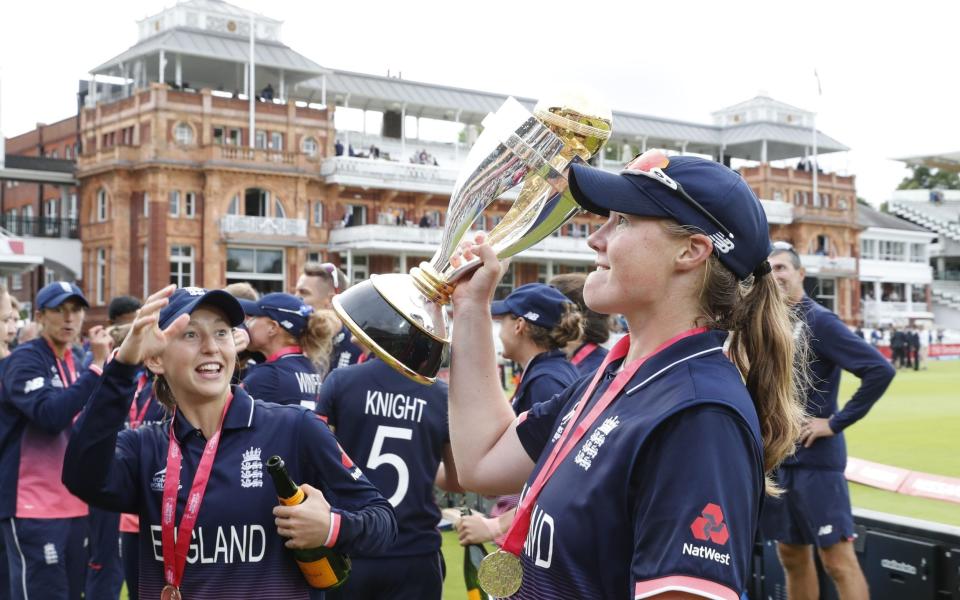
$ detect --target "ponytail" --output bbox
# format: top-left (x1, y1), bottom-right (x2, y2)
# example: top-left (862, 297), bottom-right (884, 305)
top-left (526, 304), bottom-right (583, 352)
top-left (664, 223), bottom-right (807, 496)
top-left (298, 309), bottom-right (340, 375)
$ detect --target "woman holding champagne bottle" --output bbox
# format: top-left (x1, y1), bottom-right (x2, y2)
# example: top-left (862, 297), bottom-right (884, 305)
top-left (448, 152), bottom-right (805, 600)
top-left (63, 285), bottom-right (396, 600)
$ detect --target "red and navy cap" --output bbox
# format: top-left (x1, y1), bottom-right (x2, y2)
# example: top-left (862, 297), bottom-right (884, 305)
top-left (568, 158), bottom-right (772, 280)
top-left (36, 281), bottom-right (89, 310)
top-left (238, 292), bottom-right (314, 337)
top-left (158, 287), bottom-right (245, 329)
top-left (491, 283), bottom-right (574, 329)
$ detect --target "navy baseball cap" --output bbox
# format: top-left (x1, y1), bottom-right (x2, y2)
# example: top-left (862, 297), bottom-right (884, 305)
top-left (568, 155), bottom-right (772, 280)
top-left (238, 292), bottom-right (314, 337)
top-left (158, 287), bottom-right (245, 329)
top-left (36, 281), bottom-right (89, 310)
top-left (491, 283), bottom-right (574, 329)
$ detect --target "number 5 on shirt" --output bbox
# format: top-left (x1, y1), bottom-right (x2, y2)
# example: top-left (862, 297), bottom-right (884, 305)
top-left (367, 426), bottom-right (413, 506)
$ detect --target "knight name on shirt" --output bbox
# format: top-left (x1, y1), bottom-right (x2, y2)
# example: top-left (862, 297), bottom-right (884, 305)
top-left (365, 389), bottom-right (427, 423)
top-left (149, 524), bottom-right (266, 564)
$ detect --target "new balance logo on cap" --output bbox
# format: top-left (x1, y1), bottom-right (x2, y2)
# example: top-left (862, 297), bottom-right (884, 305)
top-left (709, 233), bottom-right (736, 254)
top-left (523, 312), bottom-right (540, 322)
top-left (690, 503), bottom-right (729, 545)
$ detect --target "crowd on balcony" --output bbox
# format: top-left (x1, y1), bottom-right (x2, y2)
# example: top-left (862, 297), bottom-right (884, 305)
top-left (332, 140), bottom-right (440, 167)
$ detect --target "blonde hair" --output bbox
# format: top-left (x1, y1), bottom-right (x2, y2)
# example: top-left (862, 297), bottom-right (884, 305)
top-left (663, 222), bottom-right (807, 496)
top-left (297, 309), bottom-right (341, 375)
top-left (524, 303), bottom-right (583, 352)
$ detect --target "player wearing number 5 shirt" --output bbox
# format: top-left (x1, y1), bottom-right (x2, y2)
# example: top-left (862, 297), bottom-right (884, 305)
top-left (447, 155), bottom-right (805, 599)
top-left (62, 286), bottom-right (396, 600)
top-left (317, 356), bottom-right (460, 600)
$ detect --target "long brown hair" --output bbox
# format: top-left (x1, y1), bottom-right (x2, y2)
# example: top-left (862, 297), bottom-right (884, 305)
top-left (664, 223), bottom-right (807, 496)
top-left (525, 303), bottom-right (583, 352)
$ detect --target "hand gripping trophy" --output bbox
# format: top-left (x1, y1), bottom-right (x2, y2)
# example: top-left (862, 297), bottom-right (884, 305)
top-left (332, 92), bottom-right (612, 383)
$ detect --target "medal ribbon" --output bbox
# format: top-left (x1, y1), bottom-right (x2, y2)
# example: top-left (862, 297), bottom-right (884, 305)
top-left (266, 345), bottom-right (302, 363)
top-left (46, 339), bottom-right (77, 387)
top-left (128, 373), bottom-right (152, 430)
top-left (500, 327), bottom-right (708, 556)
top-left (570, 343), bottom-right (598, 366)
top-left (161, 393), bottom-right (234, 590)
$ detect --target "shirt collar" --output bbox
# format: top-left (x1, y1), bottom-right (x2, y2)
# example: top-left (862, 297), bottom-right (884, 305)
top-left (607, 328), bottom-right (728, 396)
top-left (171, 387), bottom-right (255, 444)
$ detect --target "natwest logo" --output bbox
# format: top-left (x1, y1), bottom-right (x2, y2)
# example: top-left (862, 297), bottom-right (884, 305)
top-left (690, 503), bottom-right (729, 545)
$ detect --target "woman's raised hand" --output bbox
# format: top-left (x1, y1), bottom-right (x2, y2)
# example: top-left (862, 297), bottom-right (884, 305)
top-left (116, 285), bottom-right (190, 366)
top-left (450, 232), bottom-right (505, 308)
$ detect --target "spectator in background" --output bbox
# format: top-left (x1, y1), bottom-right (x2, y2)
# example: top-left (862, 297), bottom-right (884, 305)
top-left (909, 328), bottom-right (921, 371)
top-left (335, 139), bottom-right (344, 156)
top-left (418, 214), bottom-right (431, 228)
top-left (295, 262), bottom-right (364, 372)
top-left (261, 83), bottom-right (274, 101)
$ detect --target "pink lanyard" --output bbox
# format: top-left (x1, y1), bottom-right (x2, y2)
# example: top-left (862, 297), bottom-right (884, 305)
top-left (128, 373), bottom-right (152, 430)
top-left (500, 327), bottom-right (708, 557)
top-left (161, 393), bottom-right (234, 593)
top-left (46, 340), bottom-right (77, 387)
top-left (570, 343), bottom-right (598, 366)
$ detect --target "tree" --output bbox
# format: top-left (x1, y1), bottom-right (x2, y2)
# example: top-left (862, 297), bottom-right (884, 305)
top-left (897, 165), bottom-right (960, 190)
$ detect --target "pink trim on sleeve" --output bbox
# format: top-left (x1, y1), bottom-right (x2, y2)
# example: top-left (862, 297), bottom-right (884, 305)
top-left (89, 364), bottom-right (103, 376)
top-left (323, 511), bottom-right (341, 547)
top-left (634, 575), bottom-right (738, 600)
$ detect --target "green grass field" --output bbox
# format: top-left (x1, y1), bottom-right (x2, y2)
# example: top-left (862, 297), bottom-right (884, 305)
top-left (841, 359), bottom-right (960, 524)
top-left (121, 359), bottom-right (960, 600)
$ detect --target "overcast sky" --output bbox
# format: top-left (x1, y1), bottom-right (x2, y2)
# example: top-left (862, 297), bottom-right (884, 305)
top-left (2, 0), bottom-right (957, 205)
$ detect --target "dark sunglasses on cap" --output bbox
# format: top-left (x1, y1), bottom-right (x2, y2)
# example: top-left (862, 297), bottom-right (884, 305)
top-left (621, 149), bottom-right (736, 242)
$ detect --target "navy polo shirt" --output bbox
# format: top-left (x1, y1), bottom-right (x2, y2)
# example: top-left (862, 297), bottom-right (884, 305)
top-left (329, 326), bottom-right (363, 372)
top-left (570, 342), bottom-right (609, 377)
top-left (318, 358), bottom-right (449, 557)
top-left (512, 330), bottom-right (763, 600)
top-left (511, 350), bottom-right (580, 415)
top-left (783, 296), bottom-right (895, 471)
top-left (0, 338), bottom-right (101, 519)
top-left (241, 349), bottom-right (323, 410)
top-left (64, 360), bottom-right (396, 600)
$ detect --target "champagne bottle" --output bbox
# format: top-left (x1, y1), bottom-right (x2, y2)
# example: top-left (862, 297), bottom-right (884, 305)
top-left (267, 455), bottom-right (351, 589)
top-left (461, 507), bottom-right (490, 600)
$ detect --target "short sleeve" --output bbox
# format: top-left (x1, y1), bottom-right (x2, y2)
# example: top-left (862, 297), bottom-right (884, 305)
top-left (316, 369), bottom-right (340, 426)
top-left (514, 381), bottom-right (581, 463)
top-left (630, 406), bottom-right (761, 600)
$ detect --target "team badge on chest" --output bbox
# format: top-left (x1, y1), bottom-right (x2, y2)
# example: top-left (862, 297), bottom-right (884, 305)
top-left (574, 415), bottom-right (620, 471)
top-left (240, 447), bottom-right (263, 488)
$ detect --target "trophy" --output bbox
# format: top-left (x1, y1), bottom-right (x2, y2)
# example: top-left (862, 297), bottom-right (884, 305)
top-left (332, 93), bottom-right (612, 384)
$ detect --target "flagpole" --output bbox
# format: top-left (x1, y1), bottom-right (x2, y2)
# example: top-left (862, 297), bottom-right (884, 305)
top-left (248, 12), bottom-right (255, 149)
top-left (812, 69), bottom-right (821, 207)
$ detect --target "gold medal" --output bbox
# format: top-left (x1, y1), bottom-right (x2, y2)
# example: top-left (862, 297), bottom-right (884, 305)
top-left (477, 550), bottom-right (523, 598)
top-left (160, 584), bottom-right (182, 600)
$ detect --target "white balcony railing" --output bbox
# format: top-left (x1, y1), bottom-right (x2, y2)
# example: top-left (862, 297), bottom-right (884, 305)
top-left (759, 199), bottom-right (793, 224)
top-left (862, 300), bottom-right (934, 326)
top-left (321, 157), bottom-right (460, 193)
top-left (220, 215), bottom-right (307, 237)
top-left (800, 254), bottom-right (857, 277)
top-left (329, 224), bottom-right (594, 262)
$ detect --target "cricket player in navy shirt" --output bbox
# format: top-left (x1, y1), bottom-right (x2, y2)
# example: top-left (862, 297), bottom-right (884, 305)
top-left (448, 152), bottom-right (806, 599)
top-left (63, 286), bottom-right (396, 600)
top-left (761, 243), bottom-right (895, 600)
top-left (492, 283), bottom-right (582, 416)
top-left (317, 355), bottom-right (460, 599)
top-left (239, 293), bottom-right (339, 409)
top-left (550, 272), bottom-right (612, 376)
top-left (295, 262), bottom-right (363, 372)
top-left (0, 282), bottom-right (112, 600)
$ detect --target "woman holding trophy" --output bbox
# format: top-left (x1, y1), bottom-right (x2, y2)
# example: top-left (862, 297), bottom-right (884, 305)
top-left (448, 152), bottom-right (805, 599)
